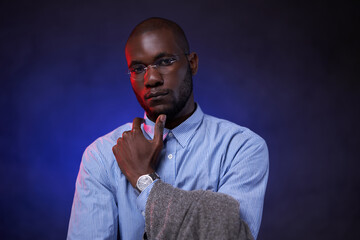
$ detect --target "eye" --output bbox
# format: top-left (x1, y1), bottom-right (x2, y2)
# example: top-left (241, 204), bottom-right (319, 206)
top-left (157, 57), bottom-right (176, 66)
top-left (129, 65), bottom-right (146, 74)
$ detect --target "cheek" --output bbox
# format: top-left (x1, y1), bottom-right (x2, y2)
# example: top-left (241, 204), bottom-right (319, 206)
top-left (165, 66), bottom-right (188, 93)
top-left (131, 80), bottom-right (145, 94)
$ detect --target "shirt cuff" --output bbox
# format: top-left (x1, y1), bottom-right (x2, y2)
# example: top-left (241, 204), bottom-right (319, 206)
top-left (136, 179), bottom-right (159, 217)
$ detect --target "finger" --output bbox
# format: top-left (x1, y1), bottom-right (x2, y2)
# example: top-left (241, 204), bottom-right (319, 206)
top-left (112, 145), bottom-right (118, 155)
top-left (153, 114), bottom-right (166, 143)
top-left (122, 131), bottom-right (130, 139)
top-left (132, 117), bottom-right (144, 132)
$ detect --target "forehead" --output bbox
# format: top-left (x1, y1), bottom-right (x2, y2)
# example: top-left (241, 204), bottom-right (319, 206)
top-left (125, 28), bottom-right (183, 64)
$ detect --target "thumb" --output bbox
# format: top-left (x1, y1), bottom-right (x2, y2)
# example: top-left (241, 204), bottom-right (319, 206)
top-left (154, 114), bottom-right (166, 143)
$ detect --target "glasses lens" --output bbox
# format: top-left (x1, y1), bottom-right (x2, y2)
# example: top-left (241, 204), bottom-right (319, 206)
top-left (129, 65), bottom-right (146, 80)
top-left (129, 57), bottom-right (178, 80)
top-left (156, 57), bottom-right (177, 75)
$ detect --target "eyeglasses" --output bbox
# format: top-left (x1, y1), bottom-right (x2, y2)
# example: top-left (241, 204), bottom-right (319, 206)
top-left (128, 54), bottom-right (187, 81)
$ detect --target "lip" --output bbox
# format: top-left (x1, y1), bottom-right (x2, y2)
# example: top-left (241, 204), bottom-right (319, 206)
top-left (145, 89), bottom-right (169, 100)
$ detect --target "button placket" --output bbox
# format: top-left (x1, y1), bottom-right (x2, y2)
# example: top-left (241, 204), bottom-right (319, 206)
top-left (167, 131), bottom-right (174, 160)
top-left (157, 130), bottom-right (177, 185)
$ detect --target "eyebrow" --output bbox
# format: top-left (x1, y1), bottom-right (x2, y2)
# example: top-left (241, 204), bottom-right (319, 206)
top-left (128, 52), bottom-right (176, 68)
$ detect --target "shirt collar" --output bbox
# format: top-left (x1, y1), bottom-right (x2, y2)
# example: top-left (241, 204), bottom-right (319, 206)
top-left (142, 104), bottom-right (204, 148)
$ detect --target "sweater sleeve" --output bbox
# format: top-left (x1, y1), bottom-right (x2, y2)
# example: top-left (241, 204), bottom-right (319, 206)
top-left (144, 180), bottom-right (254, 240)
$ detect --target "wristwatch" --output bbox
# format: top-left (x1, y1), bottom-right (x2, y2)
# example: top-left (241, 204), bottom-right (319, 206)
top-left (135, 172), bottom-right (160, 193)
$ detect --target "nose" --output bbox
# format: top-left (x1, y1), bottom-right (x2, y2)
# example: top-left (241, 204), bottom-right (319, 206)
top-left (144, 66), bottom-right (164, 88)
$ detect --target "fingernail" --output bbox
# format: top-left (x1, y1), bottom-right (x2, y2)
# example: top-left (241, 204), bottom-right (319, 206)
top-left (161, 115), bottom-right (166, 123)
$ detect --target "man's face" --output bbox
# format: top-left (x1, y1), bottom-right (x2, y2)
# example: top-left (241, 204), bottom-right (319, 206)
top-left (125, 28), bottom-right (197, 122)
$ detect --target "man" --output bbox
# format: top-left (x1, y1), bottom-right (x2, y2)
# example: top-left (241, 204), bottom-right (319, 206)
top-left (67, 17), bottom-right (269, 240)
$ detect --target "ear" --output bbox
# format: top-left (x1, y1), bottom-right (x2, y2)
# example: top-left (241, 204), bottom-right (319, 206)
top-left (187, 52), bottom-right (199, 75)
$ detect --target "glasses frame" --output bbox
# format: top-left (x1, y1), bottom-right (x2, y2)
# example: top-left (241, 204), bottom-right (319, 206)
top-left (128, 53), bottom-right (189, 81)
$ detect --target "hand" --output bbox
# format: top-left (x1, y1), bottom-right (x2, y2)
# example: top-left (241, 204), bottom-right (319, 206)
top-left (112, 114), bottom-right (166, 188)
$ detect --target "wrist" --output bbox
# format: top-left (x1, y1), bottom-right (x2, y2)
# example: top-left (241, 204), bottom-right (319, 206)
top-left (129, 168), bottom-right (155, 187)
top-left (135, 172), bottom-right (160, 193)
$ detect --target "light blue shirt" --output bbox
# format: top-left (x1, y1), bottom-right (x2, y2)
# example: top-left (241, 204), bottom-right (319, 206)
top-left (67, 105), bottom-right (269, 239)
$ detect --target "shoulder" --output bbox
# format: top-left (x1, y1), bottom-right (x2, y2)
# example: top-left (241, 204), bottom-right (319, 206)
top-left (82, 122), bottom-right (132, 167)
top-left (201, 114), bottom-right (268, 168)
top-left (202, 114), bottom-right (266, 146)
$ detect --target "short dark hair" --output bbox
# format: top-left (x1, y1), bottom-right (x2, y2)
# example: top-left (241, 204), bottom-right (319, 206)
top-left (126, 17), bottom-right (190, 54)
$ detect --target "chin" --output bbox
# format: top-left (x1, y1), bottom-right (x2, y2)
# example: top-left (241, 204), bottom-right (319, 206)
top-left (146, 104), bottom-right (174, 120)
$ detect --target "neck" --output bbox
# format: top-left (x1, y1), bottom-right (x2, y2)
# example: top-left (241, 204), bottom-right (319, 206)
top-left (165, 101), bottom-right (196, 129)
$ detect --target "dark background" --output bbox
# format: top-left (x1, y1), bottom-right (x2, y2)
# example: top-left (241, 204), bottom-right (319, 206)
top-left (1, 0), bottom-right (359, 239)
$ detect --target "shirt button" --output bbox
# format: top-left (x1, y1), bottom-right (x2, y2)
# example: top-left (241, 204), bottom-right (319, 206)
top-left (168, 132), bottom-right (173, 137)
top-left (168, 154), bottom-right (173, 159)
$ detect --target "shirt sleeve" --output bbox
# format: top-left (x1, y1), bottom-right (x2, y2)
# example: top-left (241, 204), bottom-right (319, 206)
top-left (67, 146), bottom-right (118, 240)
top-left (135, 179), bottom-right (159, 217)
top-left (218, 132), bottom-right (269, 239)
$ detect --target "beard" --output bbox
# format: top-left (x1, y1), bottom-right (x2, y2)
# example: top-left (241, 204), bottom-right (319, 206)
top-left (135, 65), bottom-right (193, 122)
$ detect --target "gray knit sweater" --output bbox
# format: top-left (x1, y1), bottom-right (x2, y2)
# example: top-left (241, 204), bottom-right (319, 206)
top-left (144, 180), bottom-right (254, 240)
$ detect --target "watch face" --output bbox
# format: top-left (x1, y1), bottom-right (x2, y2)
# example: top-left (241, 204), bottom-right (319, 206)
top-left (137, 175), bottom-right (153, 191)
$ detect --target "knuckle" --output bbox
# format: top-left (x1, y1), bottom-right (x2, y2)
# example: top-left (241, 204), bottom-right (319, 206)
top-left (131, 128), bottom-right (139, 133)
top-left (122, 131), bottom-right (130, 138)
